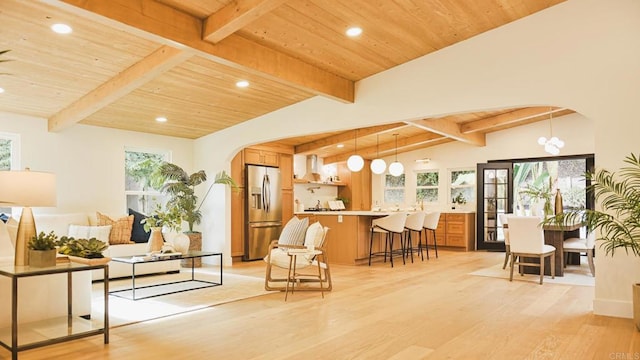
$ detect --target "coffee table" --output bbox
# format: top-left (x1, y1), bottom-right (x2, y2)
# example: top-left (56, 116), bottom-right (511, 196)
top-left (109, 251), bottom-right (222, 300)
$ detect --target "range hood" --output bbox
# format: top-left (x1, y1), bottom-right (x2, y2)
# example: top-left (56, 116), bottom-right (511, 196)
top-left (302, 154), bottom-right (322, 182)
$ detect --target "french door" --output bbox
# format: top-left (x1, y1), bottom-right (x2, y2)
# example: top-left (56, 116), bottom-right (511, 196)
top-left (476, 162), bottom-right (513, 251)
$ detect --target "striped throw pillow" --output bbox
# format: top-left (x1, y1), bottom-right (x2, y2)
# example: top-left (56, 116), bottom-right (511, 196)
top-left (277, 216), bottom-right (309, 246)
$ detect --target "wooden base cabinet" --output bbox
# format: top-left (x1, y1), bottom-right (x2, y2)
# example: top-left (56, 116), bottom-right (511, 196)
top-left (426, 212), bottom-right (475, 251)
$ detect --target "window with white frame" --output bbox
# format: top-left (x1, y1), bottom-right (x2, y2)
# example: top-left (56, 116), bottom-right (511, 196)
top-left (416, 170), bottom-right (439, 204)
top-left (0, 133), bottom-right (19, 215)
top-left (124, 148), bottom-right (169, 214)
top-left (449, 168), bottom-right (476, 205)
top-left (384, 173), bottom-right (405, 206)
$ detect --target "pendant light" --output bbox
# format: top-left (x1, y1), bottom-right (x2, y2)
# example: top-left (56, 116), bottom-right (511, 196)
top-left (537, 108), bottom-right (565, 155)
top-left (370, 134), bottom-right (387, 174)
top-left (347, 129), bottom-right (364, 172)
top-left (388, 133), bottom-right (404, 176)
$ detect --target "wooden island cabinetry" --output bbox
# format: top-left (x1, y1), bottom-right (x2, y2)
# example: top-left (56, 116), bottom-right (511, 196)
top-left (297, 211), bottom-right (475, 265)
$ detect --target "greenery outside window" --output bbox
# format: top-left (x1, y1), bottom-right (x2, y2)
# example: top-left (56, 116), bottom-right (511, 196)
top-left (450, 168), bottom-right (476, 205)
top-left (0, 133), bottom-right (19, 214)
top-left (125, 148), bottom-right (169, 214)
top-left (416, 170), bottom-right (439, 203)
top-left (384, 173), bottom-right (405, 206)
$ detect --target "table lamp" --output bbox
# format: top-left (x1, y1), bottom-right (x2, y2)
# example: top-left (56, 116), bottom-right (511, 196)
top-left (0, 169), bottom-right (57, 266)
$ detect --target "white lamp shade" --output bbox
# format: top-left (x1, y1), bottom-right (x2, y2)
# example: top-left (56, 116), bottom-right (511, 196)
top-left (347, 154), bottom-right (364, 172)
top-left (0, 170), bottom-right (57, 207)
top-left (370, 158), bottom-right (387, 174)
top-left (389, 161), bottom-right (404, 176)
top-left (537, 136), bottom-right (547, 145)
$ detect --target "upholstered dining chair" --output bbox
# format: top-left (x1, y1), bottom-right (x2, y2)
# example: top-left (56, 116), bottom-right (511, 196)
top-left (264, 221), bottom-right (331, 293)
top-left (498, 213), bottom-right (511, 269)
top-left (421, 212), bottom-right (441, 259)
top-left (403, 212), bottom-right (426, 263)
top-left (506, 215), bottom-right (556, 285)
top-left (563, 232), bottom-right (596, 276)
top-left (369, 212), bottom-right (407, 267)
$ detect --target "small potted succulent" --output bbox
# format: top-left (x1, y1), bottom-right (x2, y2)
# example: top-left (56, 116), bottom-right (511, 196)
top-left (28, 231), bottom-right (58, 267)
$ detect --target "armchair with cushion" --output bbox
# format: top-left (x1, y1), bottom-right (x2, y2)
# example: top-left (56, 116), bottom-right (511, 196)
top-left (264, 219), bottom-right (331, 293)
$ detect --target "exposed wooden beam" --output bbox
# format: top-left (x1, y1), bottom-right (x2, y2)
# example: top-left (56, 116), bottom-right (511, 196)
top-left (295, 123), bottom-right (407, 154)
top-left (55, 0), bottom-right (354, 103)
top-left (460, 107), bottom-right (569, 133)
top-left (407, 118), bottom-right (486, 146)
top-left (48, 45), bottom-right (191, 132)
top-left (203, 0), bottom-right (288, 43)
top-left (323, 132), bottom-right (445, 164)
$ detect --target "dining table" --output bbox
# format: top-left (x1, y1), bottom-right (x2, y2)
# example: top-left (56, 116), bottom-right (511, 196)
top-left (522, 222), bottom-right (583, 277)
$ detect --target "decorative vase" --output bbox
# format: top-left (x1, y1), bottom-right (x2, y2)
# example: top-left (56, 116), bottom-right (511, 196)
top-left (147, 227), bottom-right (164, 253)
top-left (182, 232), bottom-right (202, 268)
top-left (29, 249), bottom-right (57, 267)
top-left (171, 233), bottom-right (191, 254)
top-left (555, 189), bottom-right (564, 215)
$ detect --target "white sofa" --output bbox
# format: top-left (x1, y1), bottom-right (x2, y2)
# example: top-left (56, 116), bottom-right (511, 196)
top-left (33, 212), bottom-right (181, 280)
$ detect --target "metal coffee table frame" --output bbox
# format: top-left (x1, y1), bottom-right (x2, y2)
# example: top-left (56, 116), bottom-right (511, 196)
top-left (110, 251), bottom-right (222, 300)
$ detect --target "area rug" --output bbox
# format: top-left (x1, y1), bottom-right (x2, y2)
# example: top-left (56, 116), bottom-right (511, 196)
top-left (469, 263), bottom-right (595, 287)
top-left (91, 269), bottom-right (270, 327)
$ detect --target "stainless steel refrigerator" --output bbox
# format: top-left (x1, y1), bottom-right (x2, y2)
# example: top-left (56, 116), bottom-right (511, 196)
top-left (245, 165), bottom-right (282, 260)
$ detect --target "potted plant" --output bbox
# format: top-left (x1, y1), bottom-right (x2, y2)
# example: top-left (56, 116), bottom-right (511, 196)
top-left (28, 231), bottom-right (58, 267)
top-left (57, 236), bottom-right (110, 265)
top-left (141, 204), bottom-right (181, 252)
top-left (543, 153), bottom-right (640, 329)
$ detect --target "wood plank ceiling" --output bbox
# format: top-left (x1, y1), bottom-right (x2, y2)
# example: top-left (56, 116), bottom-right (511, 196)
top-left (0, 0), bottom-right (568, 163)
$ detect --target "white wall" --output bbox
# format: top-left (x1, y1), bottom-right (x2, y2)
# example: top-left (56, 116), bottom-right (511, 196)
top-left (0, 112), bottom-right (193, 215)
top-left (194, 0), bottom-right (640, 318)
top-left (371, 112), bottom-right (595, 211)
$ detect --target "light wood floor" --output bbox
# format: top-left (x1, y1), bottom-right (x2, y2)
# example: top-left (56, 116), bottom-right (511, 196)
top-left (6, 250), bottom-right (640, 359)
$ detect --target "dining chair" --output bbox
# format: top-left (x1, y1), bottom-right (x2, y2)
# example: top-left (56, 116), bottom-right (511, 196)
top-left (421, 212), bottom-right (441, 259)
top-left (563, 232), bottom-right (596, 276)
top-left (403, 211), bottom-right (426, 263)
top-left (498, 213), bottom-right (511, 269)
top-left (369, 212), bottom-right (407, 267)
top-left (506, 215), bottom-right (556, 285)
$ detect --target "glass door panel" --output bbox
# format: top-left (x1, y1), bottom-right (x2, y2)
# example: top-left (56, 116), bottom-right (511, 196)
top-left (476, 162), bottom-right (513, 250)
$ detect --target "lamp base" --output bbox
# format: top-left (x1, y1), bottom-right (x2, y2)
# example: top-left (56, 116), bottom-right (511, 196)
top-left (15, 207), bottom-right (36, 266)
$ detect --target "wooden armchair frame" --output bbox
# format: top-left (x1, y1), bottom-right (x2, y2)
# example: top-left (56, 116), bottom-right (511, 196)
top-left (264, 234), bottom-right (332, 293)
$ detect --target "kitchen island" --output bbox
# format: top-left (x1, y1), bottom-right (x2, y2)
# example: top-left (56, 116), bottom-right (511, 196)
top-left (295, 210), bottom-right (475, 265)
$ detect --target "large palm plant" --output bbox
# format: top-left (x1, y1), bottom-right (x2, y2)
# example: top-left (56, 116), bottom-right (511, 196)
top-left (153, 162), bottom-right (207, 233)
top-left (544, 153), bottom-right (640, 256)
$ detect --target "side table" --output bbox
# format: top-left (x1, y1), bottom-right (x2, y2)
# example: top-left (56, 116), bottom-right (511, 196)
top-left (285, 248), bottom-right (325, 301)
top-left (0, 263), bottom-right (109, 360)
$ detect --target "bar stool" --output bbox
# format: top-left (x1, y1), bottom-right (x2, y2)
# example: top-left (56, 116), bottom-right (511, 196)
top-left (369, 212), bottom-right (407, 267)
top-left (403, 212), bottom-right (426, 263)
top-left (421, 212), bottom-right (441, 259)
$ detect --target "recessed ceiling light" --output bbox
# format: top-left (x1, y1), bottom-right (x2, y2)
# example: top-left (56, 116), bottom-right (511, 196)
top-left (337, 144), bottom-right (345, 148)
top-left (51, 23), bottom-right (73, 34)
top-left (0, 88), bottom-right (4, 94)
top-left (346, 27), bottom-right (362, 37)
top-left (155, 116), bottom-right (167, 123)
top-left (236, 80), bottom-right (249, 88)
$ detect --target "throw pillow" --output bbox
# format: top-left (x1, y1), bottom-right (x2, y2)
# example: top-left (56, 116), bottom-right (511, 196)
top-left (96, 212), bottom-right (134, 245)
top-left (128, 208), bottom-right (150, 243)
top-left (68, 225), bottom-right (112, 243)
top-left (303, 221), bottom-right (326, 249)
top-left (277, 216), bottom-right (309, 246)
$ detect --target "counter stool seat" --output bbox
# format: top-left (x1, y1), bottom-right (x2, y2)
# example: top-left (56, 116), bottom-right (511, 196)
top-left (369, 213), bottom-right (407, 267)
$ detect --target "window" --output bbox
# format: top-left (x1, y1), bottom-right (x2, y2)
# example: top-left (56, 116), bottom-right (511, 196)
top-left (384, 173), bottom-right (405, 205)
top-left (450, 169), bottom-right (476, 205)
top-left (0, 133), bottom-right (19, 214)
top-left (124, 148), bottom-right (169, 214)
top-left (416, 170), bottom-right (439, 203)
